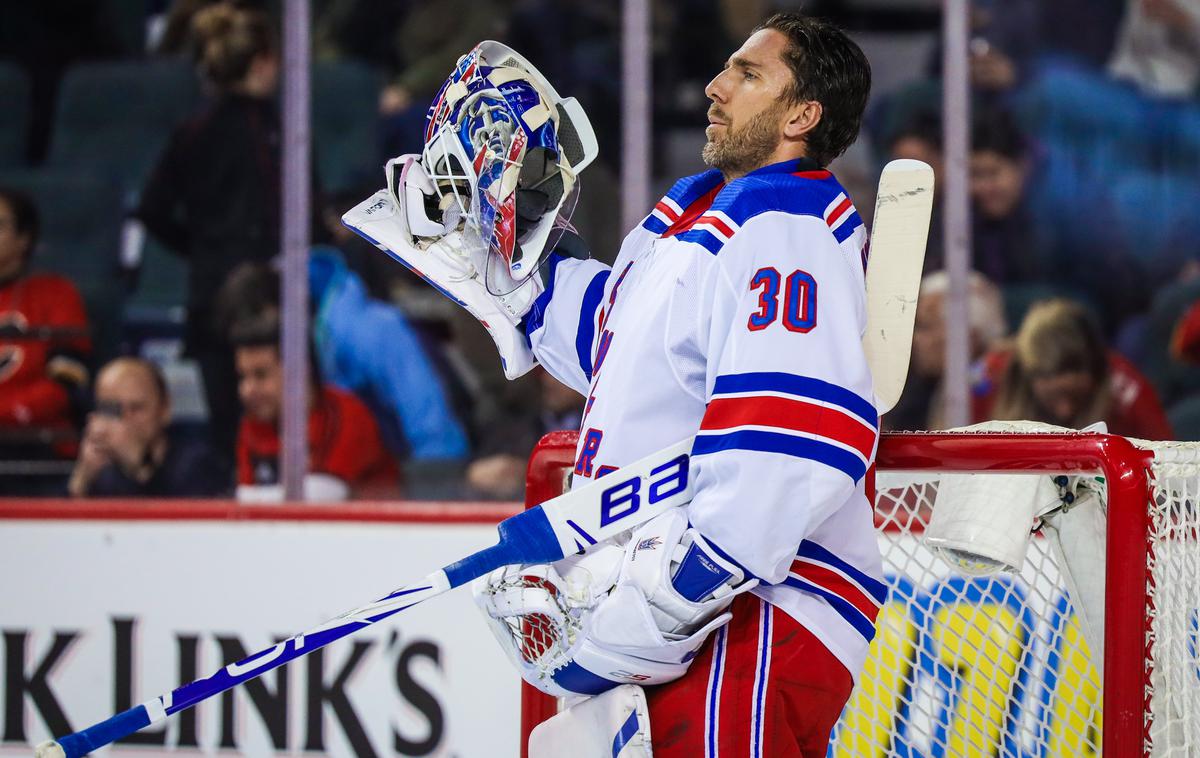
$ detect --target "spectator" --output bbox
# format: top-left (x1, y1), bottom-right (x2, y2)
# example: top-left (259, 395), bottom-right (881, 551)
top-left (67, 357), bottom-right (225, 497)
top-left (976, 298), bottom-right (1173, 438)
top-left (969, 110), bottom-right (1046, 286)
top-left (136, 2), bottom-right (322, 459)
top-left (376, 0), bottom-right (502, 158)
top-left (465, 368), bottom-right (584, 500)
top-left (0, 188), bottom-right (91, 486)
top-left (231, 314), bottom-right (398, 500)
top-left (885, 270), bottom-right (1007, 431)
top-left (215, 253), bottom-right (472, 465)
top-left (308, 248), bottom-right (471, 462)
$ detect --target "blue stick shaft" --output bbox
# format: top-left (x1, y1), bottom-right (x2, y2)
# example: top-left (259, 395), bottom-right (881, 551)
top-left (49, 579), bottom-right (443, 758)
top-left (45, 505), bottom-right (567, 757)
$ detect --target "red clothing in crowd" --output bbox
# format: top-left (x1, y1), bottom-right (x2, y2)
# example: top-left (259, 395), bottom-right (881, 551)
top-left (236, 384), bottom-right (399, 496)
top-left (973, 348), bottom-right (1174, 439)
top-left (0, 273), bottom-right (91, 448)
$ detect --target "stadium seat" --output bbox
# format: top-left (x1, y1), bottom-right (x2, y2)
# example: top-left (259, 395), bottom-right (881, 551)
top-left (0, 63), bottom-right (30, 168)
top-left (122, 230), bottom-right (188, 346)
top-left (313, 60), bottom-right (382, 193)
top-left (0, 168), bottom-right (125, 364)
top-left (46, 60), bottom-right (200, 197)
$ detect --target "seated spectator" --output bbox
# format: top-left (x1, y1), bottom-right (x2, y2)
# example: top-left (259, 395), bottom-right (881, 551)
top-left (885, 271), bottom-right (1008, 431)
top-left (215, 253), bottom-right (471, 465)
top-left (68, 358), bottom-right (225, 497)
top-left (0, 188), bottom-right (91, 479)
top-left (970, 111), bottom-right (1047, 286)
top-left (308, 248), bottom-right (470, 462)
top-left (231, 315), bottom-right (398, 500)
top-left (976, 299), bottom-right (1173, 438)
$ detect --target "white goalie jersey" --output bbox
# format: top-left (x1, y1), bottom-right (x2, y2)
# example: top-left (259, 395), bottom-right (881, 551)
top-left (525, 159), bottom-right (887, 679)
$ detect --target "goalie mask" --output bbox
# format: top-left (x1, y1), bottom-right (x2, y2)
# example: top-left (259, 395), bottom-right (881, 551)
top-left (420, 41), bottom-right (598, 295)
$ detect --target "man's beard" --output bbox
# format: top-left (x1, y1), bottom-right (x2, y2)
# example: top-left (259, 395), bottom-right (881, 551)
top-left (701, 101), bottom-right (786, 177)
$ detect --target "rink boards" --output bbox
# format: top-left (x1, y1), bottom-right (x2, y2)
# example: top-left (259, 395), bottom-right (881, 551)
top-left (0, 499), bottom-right (1141, 758)
top-left (0, 500), bottom-right (522, 758)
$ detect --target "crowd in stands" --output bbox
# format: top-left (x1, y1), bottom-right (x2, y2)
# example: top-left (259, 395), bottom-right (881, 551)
top-left (1, 0), bottom-right (1199, 500)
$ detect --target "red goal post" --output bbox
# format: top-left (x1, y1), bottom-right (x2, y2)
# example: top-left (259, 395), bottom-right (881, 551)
top-left (519, 429), bottom-right (1200, 757)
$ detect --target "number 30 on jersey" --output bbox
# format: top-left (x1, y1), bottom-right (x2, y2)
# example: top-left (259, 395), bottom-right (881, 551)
top-left (748, 267), bottom-right (817, 333)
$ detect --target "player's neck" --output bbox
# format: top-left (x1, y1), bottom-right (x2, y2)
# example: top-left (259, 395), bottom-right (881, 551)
top-left (721, 143), bottom-right (812, 182)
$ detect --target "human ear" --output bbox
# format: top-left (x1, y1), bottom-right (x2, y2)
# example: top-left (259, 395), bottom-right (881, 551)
top-left (784, 100), bottom-right (822, 140)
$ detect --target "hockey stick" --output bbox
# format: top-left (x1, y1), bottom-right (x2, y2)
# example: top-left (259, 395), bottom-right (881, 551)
top-left (36, 161), bottom-right (933, 758)
top-left (34, 439), bottom-right (695, 758)
top-left (863, 158), bottom-right (935, 413)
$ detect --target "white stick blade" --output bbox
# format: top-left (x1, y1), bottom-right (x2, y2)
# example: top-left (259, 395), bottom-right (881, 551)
top-left (864, 159), bottom-right (935, 414)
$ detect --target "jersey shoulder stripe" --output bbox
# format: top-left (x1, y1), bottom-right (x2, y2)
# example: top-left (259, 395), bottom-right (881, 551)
top-left (675, 170), bottom-right (864, 255)
top-left (642, 168), bottom-right (724, 233)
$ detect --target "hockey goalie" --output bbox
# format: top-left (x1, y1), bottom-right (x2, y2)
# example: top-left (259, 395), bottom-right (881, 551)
top-left (344, 15), bottom-right (909, 758)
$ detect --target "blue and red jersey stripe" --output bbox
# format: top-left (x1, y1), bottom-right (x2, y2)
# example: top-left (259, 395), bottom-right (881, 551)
top-left (693, 371), bottom-right (878, 482)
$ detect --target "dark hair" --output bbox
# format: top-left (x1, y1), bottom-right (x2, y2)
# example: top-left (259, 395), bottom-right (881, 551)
top-left (0, 187), bottom-right (40, 264)
top-left (214, 262), bottom-right (280, 340)
top-left (229, 312), bottom-right (280, 351)
top-left (972, 109), bottom-right (1026, 161)
top-left (756, 13), bottom-right (871, 167)
top-left (191, 3), bottom-right (276, 89)
top-left (229, 312), bottom-right (323, 387)
top-left (889, 108), bottom-right (942, 153)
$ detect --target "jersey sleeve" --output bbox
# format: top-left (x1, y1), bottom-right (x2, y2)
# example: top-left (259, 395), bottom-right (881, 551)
top-left (522, 253), bottom-right (612, 395)
top-left (685, 211), bottom-right (878, 585)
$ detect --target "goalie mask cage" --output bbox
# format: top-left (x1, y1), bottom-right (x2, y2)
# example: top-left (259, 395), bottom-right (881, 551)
top-left (519, 429), bottom-right (1200, 757)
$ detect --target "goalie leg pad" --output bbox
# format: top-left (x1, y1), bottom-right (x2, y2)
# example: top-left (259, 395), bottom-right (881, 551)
top-left (528, 684), bottom-right (653, 758)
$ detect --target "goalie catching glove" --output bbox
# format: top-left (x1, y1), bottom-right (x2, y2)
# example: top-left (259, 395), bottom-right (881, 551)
top-left (342, 41), bottom-right (598, 379)
top-left (474, 509), bottom-right (758, 697)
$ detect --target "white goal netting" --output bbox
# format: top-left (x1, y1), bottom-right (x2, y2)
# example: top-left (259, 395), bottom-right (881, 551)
top-left (830, 433), bottom-right (1200, 757)
top-left (520, 429), bottom-right (1200, 757)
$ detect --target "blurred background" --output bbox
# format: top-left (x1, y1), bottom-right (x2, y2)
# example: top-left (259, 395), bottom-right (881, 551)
top-left (2, 0), bottom-right (1200, 503)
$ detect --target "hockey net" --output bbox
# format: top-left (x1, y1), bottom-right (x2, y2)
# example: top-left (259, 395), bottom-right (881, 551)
top-left (520, 428), bottom-right (1200, 757)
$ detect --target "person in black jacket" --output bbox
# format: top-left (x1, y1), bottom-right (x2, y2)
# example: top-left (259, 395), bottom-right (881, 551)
top-left (68, 357), bottom-right (225, 498)
top-left (136, 3), bottom-right (320, 462)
